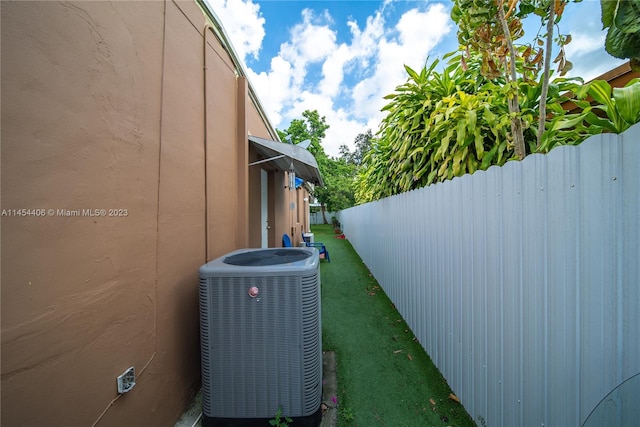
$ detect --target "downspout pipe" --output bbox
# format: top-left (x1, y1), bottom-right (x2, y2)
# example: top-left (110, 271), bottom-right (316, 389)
top-left (203, 24), bottom-right (213, 262)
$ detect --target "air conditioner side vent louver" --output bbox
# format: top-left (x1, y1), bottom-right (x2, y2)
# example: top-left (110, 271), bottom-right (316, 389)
top-left (199, 277), bottom-right (213, 415)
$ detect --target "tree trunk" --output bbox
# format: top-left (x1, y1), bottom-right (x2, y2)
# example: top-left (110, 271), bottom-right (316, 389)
top-left (321, 204), bottom-right (328, 224)
top-left (537, 0), bottom-right (556, 149)
top-left (497, 0), bottom-right (527, 160)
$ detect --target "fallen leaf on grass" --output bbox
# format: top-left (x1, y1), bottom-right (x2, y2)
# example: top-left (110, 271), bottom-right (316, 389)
top-left (393, 349), bottom-right (403, 354)
top-left (429, 398), bottom-right (436, 406)
top-left (448, 393), bottom-right (461, 403)
top-left (407, 353), bottom-right (413, 361)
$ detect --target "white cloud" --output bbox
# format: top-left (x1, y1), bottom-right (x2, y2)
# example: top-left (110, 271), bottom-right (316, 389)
top-left (564, 32), bottom-right (606, 58)
top-left (278, 9), bottom-right (338, 89)
top-left (555, 1), bottom-right (626, 82)
top-left (286, 9), bottom-right (337, 63)
top-left (246, 56), bottom-right (294, 125)
top-left (352, 4), bottom-right (452, 123)
top-left (246, 9), bottom-right (340, 128)
top-left (321, 3), bottom-right (452, 155)
top-left (203, 0), bottom-right (265, 63)
top-left (347, 12), bottom-right (386, 66)
top-left (563, 31), bottom-right (626, 81)
top-left (396, 6), bottom-right (451, 67)
top-left (324, 110), bottom-right (371, 157)
top-left (319, 44), bottom-right (351, 98)
top-left (205, 0), bottom-right (453, 157)
top-left (203, 0), bottom-right (626, 157)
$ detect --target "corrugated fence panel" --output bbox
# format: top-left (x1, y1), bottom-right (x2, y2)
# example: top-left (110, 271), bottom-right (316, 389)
top-left (471, 171), bottom-right (488, 419)
top-left (621, 129), bottom-right (640, 426)
top-left (521, 152), bottom-right (548, 425)
top-left (338, 123), bottom-right (640, 427)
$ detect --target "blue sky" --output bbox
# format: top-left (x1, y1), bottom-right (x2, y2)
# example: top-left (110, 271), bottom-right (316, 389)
top-left (204, 0), bottom-right (625, 157)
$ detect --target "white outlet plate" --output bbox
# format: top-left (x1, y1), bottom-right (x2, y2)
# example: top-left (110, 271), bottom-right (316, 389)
top-left (117, 366), bottom-right (136, 393)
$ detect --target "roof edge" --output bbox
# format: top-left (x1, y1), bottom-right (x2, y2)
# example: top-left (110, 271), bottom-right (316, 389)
top-left (196, 0), bottom-right (280, 141)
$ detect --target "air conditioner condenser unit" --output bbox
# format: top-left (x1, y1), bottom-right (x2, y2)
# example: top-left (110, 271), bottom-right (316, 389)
top-left (199, 248), bottom-right (323, 426)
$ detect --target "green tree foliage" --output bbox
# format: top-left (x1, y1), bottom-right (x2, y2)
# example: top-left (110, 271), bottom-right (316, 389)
top-left (334, 130), bottom-right (376, 210)
top-left (278, 111), bottom-right (330, 222)
top-left (278, 110), bottom-right (357, 221)
top-left (321, 157), bottom-right (356, 213)
top-left (354, 135), bottom-right (395, 203)
top-left (576, 78), bottom-right (640, 133)
top-left (354, 54), bottom-right (598, 204)
top-left (601, 0), bottom-right (640, 70)
top-left (452, 0), bottom-right (528, 158)
top-left (354, 0), bottom-right (640, 205)
top-left (277, 110), bottom-right (329, 158)
top-left (452, 0), bottom-right (577, 153)
top-left (339, 129), bottom-right (374, 166)
top-left (521, 0), bottom-right (574, 149)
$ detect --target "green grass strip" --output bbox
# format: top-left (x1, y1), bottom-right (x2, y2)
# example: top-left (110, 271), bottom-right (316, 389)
top-left (312, 224), bottom-right (476, 427)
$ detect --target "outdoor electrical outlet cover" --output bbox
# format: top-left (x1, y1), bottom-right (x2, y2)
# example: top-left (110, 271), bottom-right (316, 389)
top-left (117, 367), bottom-right (136, 394)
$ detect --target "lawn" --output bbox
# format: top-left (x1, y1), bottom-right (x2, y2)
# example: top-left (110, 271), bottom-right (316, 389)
top-left (313, 224), bottom-right (476, 427)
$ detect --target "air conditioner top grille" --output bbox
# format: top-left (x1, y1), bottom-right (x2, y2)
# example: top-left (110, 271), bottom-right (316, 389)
top-left (199, 248), bottom-right (318, 277)
top-left (224, 248), bottom-right (311, 266)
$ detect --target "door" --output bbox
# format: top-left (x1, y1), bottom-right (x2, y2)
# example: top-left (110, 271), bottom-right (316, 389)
top-left (261, 169), bottom-right (268, 248)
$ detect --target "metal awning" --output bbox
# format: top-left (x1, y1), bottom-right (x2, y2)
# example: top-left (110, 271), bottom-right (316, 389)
top-left (248, 136), bottom-right (324, 186)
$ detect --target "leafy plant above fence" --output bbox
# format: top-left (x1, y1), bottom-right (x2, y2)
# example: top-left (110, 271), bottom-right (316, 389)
top-left (579, 78), bottom-right (640, 133)
top-left (355, 53), bottom-right (606, 204)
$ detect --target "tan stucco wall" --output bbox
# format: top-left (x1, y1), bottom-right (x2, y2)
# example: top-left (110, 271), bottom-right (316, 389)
top-left (1, 1), bottom-right (165, 425)
top-left (0, 1), bottom-right (304, 425)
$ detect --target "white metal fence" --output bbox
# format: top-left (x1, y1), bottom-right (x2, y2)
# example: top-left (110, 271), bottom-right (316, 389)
top-left (338, 123), bottom-right (640, 427)
top-left (310, 209), bottom-right (337, 225)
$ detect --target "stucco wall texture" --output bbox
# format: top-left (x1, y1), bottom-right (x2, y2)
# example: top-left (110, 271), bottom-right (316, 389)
top-left (1, 1), bottom-right (310, 425)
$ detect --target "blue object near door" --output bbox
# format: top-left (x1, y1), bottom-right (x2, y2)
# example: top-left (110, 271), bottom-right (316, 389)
top-left (302, 233), bottom-right (330, 263)
top-left (282, 233), bottom-right (330, 262)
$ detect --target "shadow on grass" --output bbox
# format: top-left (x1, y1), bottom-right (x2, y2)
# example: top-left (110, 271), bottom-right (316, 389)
top-left (313, 224), bottom-right (476, 427)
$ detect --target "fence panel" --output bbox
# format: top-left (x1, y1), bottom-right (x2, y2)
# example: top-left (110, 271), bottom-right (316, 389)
top-left (339, 123), bottom-right (640, 427)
